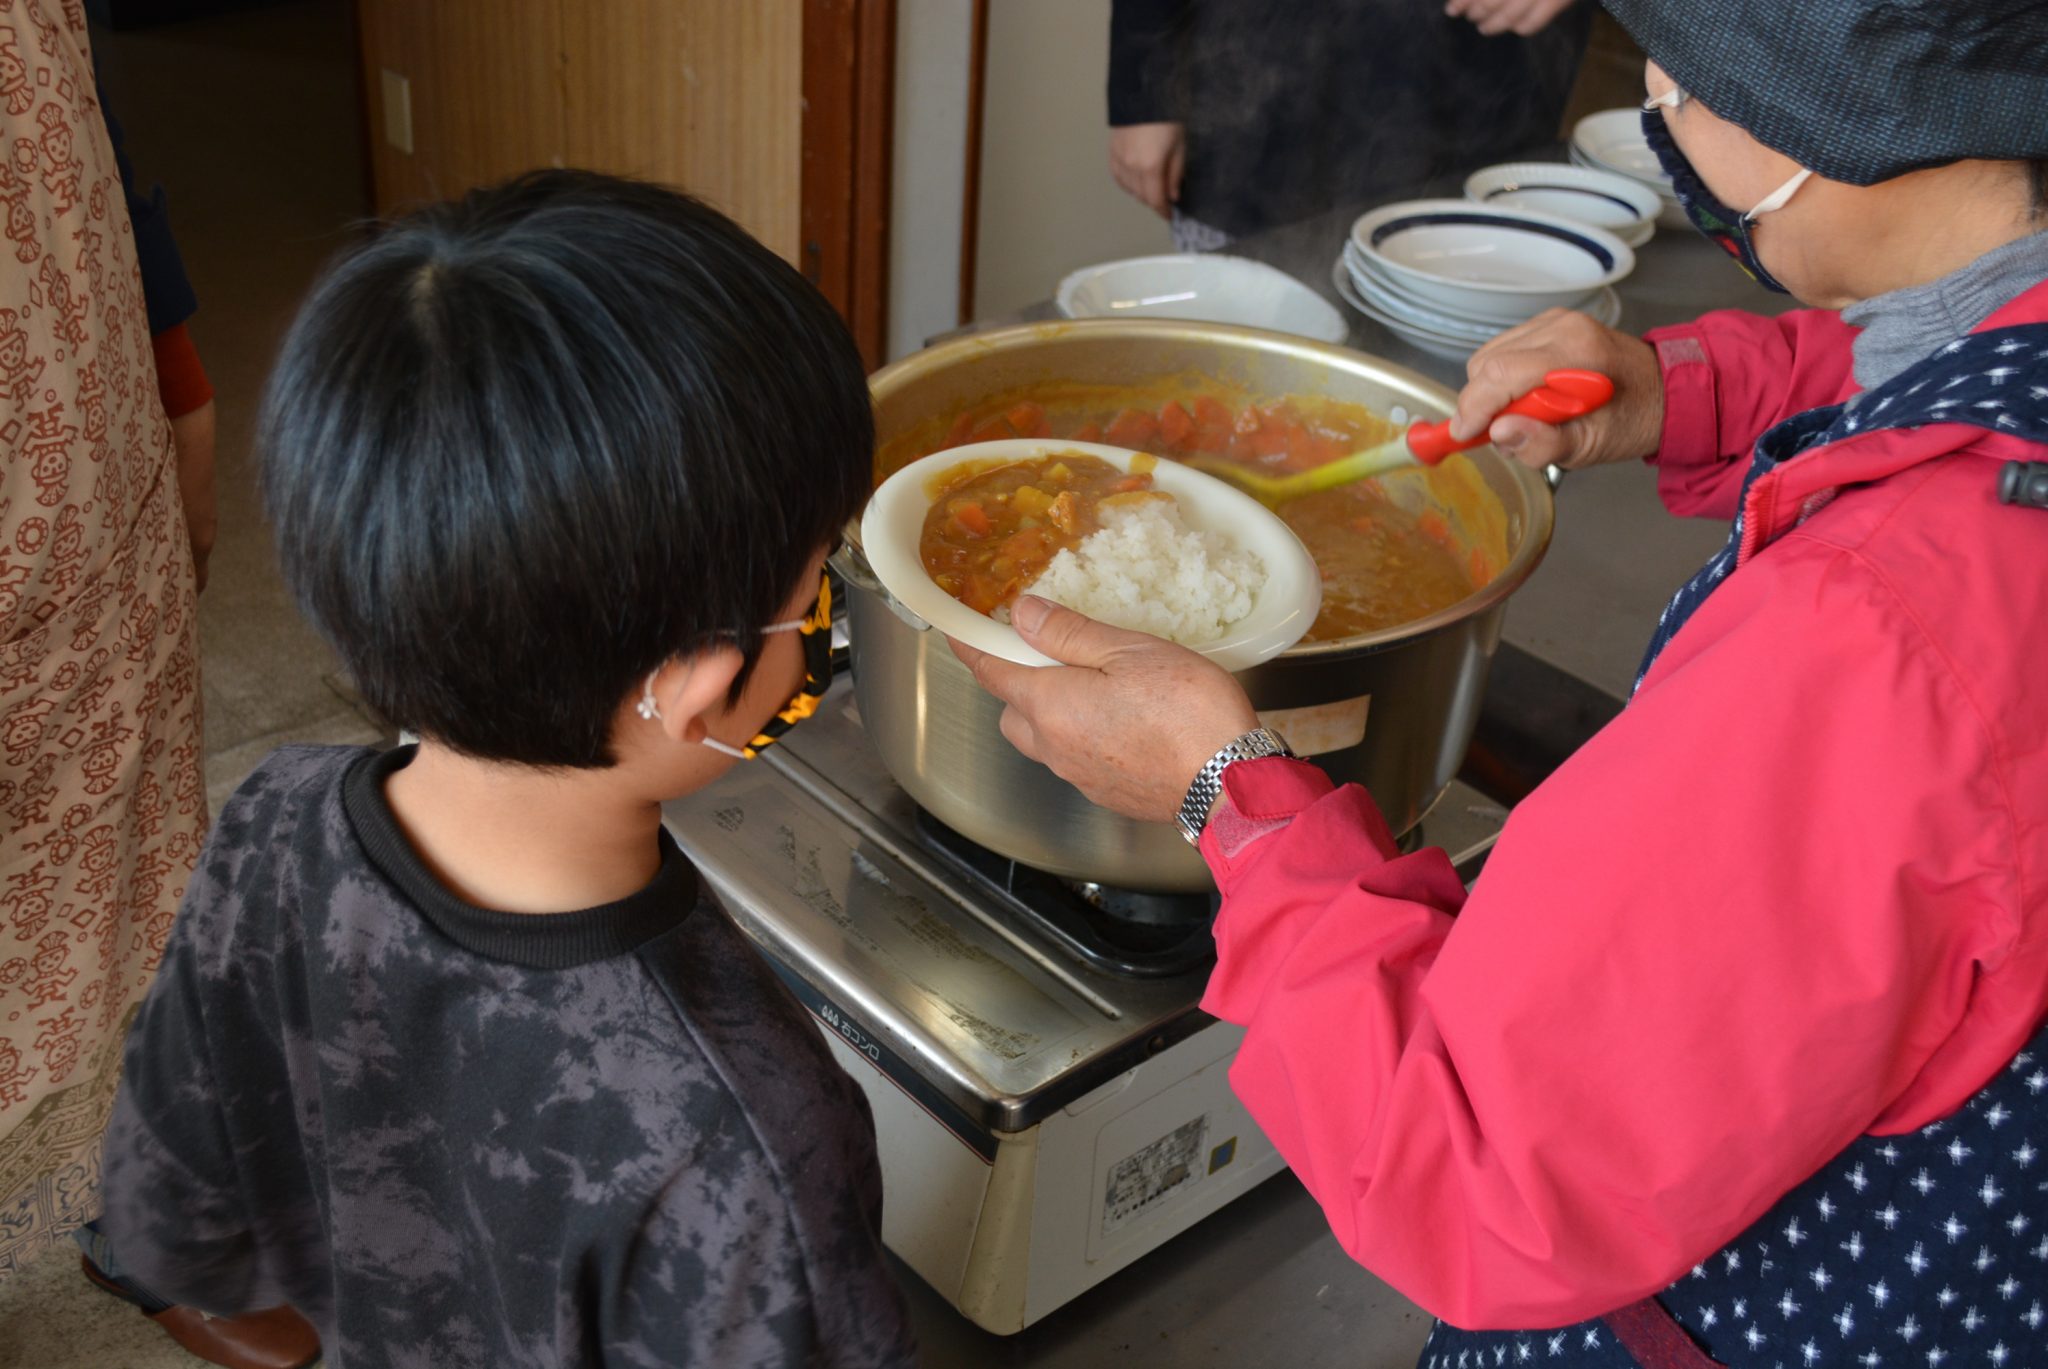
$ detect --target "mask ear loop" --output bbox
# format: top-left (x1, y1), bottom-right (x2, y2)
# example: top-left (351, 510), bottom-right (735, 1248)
top-left (1744, 168), bottom-right (1813, 221)
top-left (638, 574), bottom-right (821, 755)
top-left (636, 668), bottom-right (754, 757)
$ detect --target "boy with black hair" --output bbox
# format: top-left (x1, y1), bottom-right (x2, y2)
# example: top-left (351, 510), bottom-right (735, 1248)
top-left (95, 170), bottom-right (918, 1369)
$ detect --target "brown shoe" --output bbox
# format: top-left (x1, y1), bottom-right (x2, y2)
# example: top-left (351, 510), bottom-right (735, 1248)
top-left (146, 1303), bottom-right (321, 1369)
top-left (80, 1257), bottom-right (322, 1369)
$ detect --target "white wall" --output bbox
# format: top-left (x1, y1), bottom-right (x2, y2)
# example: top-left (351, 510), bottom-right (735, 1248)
top-left (887, 0), bottom-right (974, 360)
top-left (973, 0), bottom-right (1171, 320)
top-left (885, 0), bottom-right (1172, 356)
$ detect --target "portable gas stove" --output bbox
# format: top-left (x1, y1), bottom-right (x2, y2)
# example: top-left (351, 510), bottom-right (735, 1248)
top-left (662, 679), bottom-right (1508, 1334)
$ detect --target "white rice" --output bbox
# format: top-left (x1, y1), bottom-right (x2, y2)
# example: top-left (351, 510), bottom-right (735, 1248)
top-left (1016, 497), bottom-right (1265, 645)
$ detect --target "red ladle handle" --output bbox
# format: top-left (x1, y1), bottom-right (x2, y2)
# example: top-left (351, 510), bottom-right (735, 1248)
top-left (1404, 368), bottom-right (1616, 465)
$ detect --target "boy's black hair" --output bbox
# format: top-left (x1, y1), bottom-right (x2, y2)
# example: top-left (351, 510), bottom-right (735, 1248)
top-left (259, 169), bottom-right (872, 769)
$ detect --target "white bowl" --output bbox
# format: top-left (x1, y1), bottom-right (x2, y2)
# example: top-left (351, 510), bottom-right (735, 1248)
top-left (1331, 267), bottom-right (1480, 360)
top-left (1569, 143), bottom-right (1678, 198)
top-left (1569, 145), bottom-right (1692, 229)
top-left (1055, 253), bottom-right (1350, 344)
top-left (1570, 108), bottom-right (1670, 184)
top-left (1331, 256), bottom-right (1620, 359)
top-left (1343, 258), bottom-right (1507, 340)
top-left (1464, 162), bottom-right (1658, 248)
top-left (1379, 328), bottom-right (1480, 363)
top-left (1344, 247), bottom-right (1622, 332)
top-left (860, 439), bottom-right (1323, 671)
top-left (1343, 243), bottom-right (1526, 333)
top-left (1349, 199), bottom-right (1634, 323)
top-left (1333, 271), bottom-right (1484, 361)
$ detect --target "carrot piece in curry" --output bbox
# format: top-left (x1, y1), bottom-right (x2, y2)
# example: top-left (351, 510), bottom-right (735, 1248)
top-left (1157, 400), bottom-right (1195, 449)
top-left (943, 412), bottom-right (977, 450)
top-left (952, 502), bottom-right (993, 537)
top-left (1007, 401), bottom-right (1049, 438)
top-left (1105, 408), bottom-right (1160, 448)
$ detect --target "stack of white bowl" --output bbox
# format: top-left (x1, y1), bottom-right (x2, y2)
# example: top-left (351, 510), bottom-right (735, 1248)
top-left (1333, 198), bottom-right (1634, 362)
top-left (1570, 108), bottom-right (1686, 228)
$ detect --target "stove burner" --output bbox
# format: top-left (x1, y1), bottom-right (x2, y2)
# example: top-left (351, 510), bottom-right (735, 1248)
top-left (912, 810), bottom-right (1216, 978)
top-left (1069, 880), bottom-right (1217, 928)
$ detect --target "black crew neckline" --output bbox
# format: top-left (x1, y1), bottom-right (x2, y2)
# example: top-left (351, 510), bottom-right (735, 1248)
top-left (342, 746), bottom-right (698, 970)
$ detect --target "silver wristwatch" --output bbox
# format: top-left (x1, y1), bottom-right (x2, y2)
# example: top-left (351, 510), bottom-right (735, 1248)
top-left (1176, 727), bottom-right (1293, 845)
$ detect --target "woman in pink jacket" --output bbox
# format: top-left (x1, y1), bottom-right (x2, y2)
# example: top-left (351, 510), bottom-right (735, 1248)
top-left (954, 1), bottom-right (2048, 1363)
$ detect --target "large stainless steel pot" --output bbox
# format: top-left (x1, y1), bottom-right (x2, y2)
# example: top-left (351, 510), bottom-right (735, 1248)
top-left (836, 319), bottom-right (1552, 891)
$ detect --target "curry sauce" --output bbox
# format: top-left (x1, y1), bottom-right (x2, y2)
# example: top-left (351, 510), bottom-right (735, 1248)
top-left (919, 453), bottom-right (1162, 615)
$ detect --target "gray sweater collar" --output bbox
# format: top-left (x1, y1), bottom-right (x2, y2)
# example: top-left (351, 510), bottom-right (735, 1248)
top-left (1843, 230), bottom-right (2048, 392)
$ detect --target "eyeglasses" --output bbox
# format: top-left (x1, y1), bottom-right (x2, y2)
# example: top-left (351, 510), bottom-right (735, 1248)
top-left (1640, 86), bottom-right (1812, 220)
top-left (636, 571), bottom-right (835, 759)
top-left (728, 571), bottom-right (833, 758)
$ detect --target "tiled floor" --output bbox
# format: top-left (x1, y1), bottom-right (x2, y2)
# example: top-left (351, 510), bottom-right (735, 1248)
top-left (1, 3), bottom-right (372, 1365)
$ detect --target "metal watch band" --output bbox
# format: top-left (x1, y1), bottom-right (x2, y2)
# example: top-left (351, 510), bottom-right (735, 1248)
top-left (1176, 727), bottom-right (1293, 845)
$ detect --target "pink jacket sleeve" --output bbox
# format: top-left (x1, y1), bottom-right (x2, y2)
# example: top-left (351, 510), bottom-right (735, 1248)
top-left (1197, 534), bottom-right (2013, 1330)
top-left (1644, 308), bottom-right (1860, 520)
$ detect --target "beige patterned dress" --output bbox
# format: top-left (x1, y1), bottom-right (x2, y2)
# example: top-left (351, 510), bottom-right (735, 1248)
top-left (0, 0), bottom-right (204, 1275)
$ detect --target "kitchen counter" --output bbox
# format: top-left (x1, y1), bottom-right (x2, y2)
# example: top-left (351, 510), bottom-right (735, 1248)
top-left (899, 204), bottom-right (1796, 1367)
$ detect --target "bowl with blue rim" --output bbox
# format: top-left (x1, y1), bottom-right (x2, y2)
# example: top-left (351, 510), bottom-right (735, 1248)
top-left (1348, 198), bottom-right (1635, 325)
top-left (1463, 162), bottom-right (1660, 248)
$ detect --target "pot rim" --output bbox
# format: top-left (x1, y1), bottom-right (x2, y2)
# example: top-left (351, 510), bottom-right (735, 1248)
top-left (854, 317), bottom-right (1556, 658)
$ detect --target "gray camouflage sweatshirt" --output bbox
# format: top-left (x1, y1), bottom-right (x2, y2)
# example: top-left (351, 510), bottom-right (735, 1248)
top-left (99, 745), bottom-right (917, 1369)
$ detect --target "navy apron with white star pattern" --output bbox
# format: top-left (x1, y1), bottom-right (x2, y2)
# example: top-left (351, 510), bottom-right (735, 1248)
top-left (1421, 322), bottom-right (2048, 1369)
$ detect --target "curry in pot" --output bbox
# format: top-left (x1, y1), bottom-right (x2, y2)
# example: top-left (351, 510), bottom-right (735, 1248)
top-left (887, 384), bottom-right (1488, 642)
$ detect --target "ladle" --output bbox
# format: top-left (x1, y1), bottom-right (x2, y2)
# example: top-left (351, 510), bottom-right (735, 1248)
top-left (1190, 368), bottom-right (1614, 506)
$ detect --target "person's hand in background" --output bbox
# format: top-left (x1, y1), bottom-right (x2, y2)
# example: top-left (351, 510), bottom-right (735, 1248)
top-left (1109, 122), bottom-right (1187, 218)
top-left (169, 398), bottom-right (217, 593)
top-left (1445, 0), bottom-right (1579, 37)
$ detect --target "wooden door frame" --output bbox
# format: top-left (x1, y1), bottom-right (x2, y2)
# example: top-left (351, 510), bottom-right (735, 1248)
top-left (957, 0), bottom-right (989, 325)
top-left (801, 0), bottom-right (896, 371)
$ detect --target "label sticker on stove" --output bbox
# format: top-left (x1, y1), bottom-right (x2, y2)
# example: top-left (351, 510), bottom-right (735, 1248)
top-left (1258, 695), bottom-right (1370, 757)
top-left (764, 960), bottom-right (1000, 1164)
top-left (1102, 1114), bottom-right (1209, 1237)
